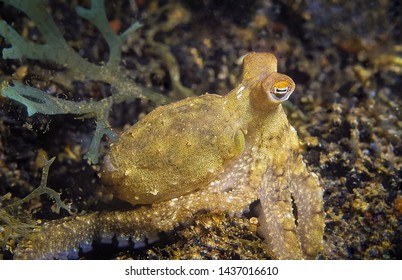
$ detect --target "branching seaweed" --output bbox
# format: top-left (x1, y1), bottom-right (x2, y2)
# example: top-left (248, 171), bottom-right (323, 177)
top-left (5, 157), bottom-right (71, 213)
top-left (0, 157), bottom-right (70, 251)
top-left (0, 0), bottom-right (172, 163)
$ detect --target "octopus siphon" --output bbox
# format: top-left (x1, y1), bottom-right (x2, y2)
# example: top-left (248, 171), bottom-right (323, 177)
top-left (14, 52), bottom-right (325, 260)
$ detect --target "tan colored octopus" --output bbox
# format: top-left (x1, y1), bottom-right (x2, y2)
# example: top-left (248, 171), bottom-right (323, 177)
top-left (14, 52), bottom-right (324, 260)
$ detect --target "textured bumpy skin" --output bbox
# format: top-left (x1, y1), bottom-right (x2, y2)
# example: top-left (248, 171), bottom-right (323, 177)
top-left (14, 52), bottom-right (325, 260)
top-left (102, 95), bottom-right (245, 204)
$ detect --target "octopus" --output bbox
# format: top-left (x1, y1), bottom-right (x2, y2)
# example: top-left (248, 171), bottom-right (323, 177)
top-left (13, 52), bottom-right (324, 260)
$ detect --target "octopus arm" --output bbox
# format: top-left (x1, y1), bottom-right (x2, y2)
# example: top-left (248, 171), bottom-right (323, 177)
top-left (258, 172), bottom-right (304, 259)
top-left (289, 157), bottom-right (325, 259)
top-left (14, 176), bottom-right (258, 259)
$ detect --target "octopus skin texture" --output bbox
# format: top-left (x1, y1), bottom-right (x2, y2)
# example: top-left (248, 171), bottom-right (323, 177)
top-left (14, 52), bottom-right (325, 260)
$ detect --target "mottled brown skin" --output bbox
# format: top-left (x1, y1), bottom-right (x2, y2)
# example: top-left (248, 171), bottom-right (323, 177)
top-left (14, 53), bottom-right (324, 260)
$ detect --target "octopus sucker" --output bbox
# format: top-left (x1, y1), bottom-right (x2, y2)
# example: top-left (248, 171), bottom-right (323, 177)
top-left (15, 177), bottom-right (257, 259)
top-left (14, 52), bottom-right (324, 260)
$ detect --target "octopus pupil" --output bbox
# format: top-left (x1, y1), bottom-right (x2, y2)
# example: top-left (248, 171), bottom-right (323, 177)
top-left (274, 87), bottom-right (288, 97)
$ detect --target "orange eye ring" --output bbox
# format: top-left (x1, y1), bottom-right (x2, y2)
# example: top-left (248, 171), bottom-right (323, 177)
top-left (260, 73), bottom-right (295, 103)
top-left (271, 80), bottom-right (293, 101)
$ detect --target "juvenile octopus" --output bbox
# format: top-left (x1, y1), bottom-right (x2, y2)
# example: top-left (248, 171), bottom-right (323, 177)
top-left (14, 52), bottom-right (324, 260)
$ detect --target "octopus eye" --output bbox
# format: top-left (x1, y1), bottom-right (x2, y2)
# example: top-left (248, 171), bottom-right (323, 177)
top-left (261, 73), bottom-right (295, 104)
top-left (271, 81), bottom-right (292, 101)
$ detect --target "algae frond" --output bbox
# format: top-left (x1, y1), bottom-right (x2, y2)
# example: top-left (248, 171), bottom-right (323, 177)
top-left (0, 0), bottom-right (171, 163)
top-left (0, 157), bottom-right (70, 256)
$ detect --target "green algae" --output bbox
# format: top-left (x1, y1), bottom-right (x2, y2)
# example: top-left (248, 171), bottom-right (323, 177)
top-left (0, 0), bottom-right (170, 164)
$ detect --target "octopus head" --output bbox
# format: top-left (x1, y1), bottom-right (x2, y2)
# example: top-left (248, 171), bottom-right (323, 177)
top-left (241, 53), bottom-right (296, 110)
